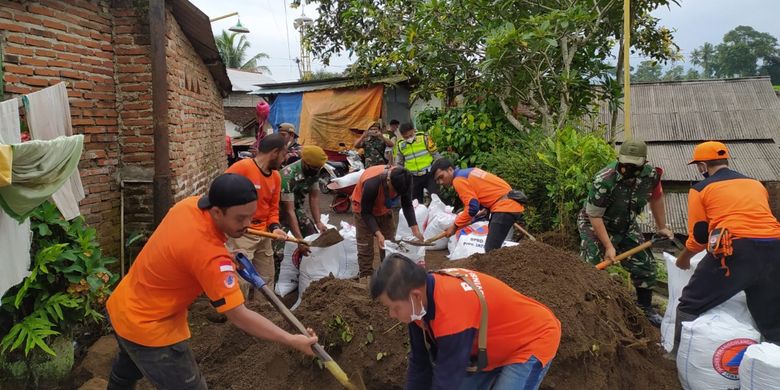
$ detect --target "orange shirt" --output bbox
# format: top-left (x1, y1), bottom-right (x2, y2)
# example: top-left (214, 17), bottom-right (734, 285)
top-left (226, 158), bottom-right (281, 230)
top-left (686, 168), bottom-right (780, 252)
top-left (452, 168), bottom-right (524, 227)
top-left (351, 165), bottom-right (394, 216)
top-left (106, 197), bottom-right (245, 347)
top-left (417, 270), bottom-right (561, 370)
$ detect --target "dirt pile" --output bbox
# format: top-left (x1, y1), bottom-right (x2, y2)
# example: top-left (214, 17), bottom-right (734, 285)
top-left (188, 241), bottom-right (680, 390)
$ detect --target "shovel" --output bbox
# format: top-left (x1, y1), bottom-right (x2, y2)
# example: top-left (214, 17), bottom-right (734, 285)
top-left (595, 233), bottom-right (682, 270)
top-left (513, 223), bottom-right (536, 242)
top-left (247, 227), bottom-right (344, 248)
top-left (235, 253), bottom-right (367, 390)
top-left (396, 230), bottom-right (451, 247)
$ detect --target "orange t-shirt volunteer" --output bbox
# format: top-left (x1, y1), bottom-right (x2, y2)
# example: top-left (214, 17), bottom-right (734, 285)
top-left (225, 158), bottom-right (281, 230)
top-left (452, 168), bottom-right (524, 227)
top-left (106, 197), bottom-right (245, 347)
top-left (406, 269), bottom-right (561, 388)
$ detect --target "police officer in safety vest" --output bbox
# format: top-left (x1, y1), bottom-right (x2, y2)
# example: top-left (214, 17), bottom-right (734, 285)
top-left (394, 123), bottom-right (441, 203)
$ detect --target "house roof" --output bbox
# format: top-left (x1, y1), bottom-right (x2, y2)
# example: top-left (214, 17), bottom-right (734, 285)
top-left (169, 0), bottom-right (232, 96)
top-left (250, 75), bottom-right (408, 95)
top-left (638, 192), bottom-right (689, 235)
top-left (599, 77), bottom-right (780, 144)
top-left (647, 141), bottom-right (780, 182)
top-left (227, 69), bottom-right (275, 92)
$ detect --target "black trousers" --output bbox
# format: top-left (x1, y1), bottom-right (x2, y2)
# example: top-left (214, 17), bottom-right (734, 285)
top-left (484, 212), bottom-right (524, 252)
top-left (108, 333), bottom-right (207, 390)
top-left (678, 238), bottom-right (780, 343)
top-left (411, 172), bottom-right (439, 204)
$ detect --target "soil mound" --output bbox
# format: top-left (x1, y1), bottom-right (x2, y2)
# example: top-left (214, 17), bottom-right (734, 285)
top-left (188, 241), bottom-right (680, 390)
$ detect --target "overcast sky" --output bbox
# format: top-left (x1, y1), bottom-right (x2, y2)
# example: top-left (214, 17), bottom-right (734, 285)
top-left (191, 0), bottom-right (780, 82)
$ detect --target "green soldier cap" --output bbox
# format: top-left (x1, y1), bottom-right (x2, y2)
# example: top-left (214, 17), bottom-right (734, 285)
top-left (618, 139), bottom-right (647, 166)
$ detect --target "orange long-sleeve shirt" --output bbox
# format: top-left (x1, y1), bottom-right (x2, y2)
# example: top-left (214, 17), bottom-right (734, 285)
top-left (452, 168), bottom-right (524, 227)
top-left (225, 158), bottom-right (281, 230)
top-left (685, 168), bottom-right (780, 252)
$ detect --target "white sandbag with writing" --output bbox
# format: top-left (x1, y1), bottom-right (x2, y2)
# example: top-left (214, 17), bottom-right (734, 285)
top-left (423, 194), bottom-right (456, 250)
top-left (395, 199), bottom-right (428, 241)
top-left (677, 312), bottom-right (760, 390)
top-left (295, 221), bottom-right (359, 309)
top-left (739, 342), bottom-right (780, 390)
top-left (448, 222), bottom-right (490, 260)
top-left (661, 252), bottom-right (756, 352)
top-left (384, 240), bottom-right (426, 268)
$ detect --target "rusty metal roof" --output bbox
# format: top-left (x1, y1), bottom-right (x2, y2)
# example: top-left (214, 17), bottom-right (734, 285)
top-left (169, 0), bottom-right (232, 96)
top-left (637, 192), bottom-right (689, 235)
top-left (250, 75), bottom-right (408, 95)
top-left (598, 77), bottom-right (780, 144)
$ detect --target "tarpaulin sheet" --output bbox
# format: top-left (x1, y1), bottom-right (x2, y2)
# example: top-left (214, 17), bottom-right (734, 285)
top-left (299, 85), bottom-right (383, 152)
top-left (268, 93), bottom-right (303, 134)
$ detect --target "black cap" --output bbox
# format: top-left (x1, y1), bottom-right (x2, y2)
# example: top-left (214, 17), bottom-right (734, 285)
top-left (198, 173), bottom-right (258, 209)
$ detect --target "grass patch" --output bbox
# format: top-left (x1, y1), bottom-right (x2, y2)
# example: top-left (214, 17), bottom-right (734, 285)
top-left (774, 85), bottom-right (780, 92)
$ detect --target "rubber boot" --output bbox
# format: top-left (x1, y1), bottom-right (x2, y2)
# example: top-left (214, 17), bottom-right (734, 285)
top-left (636, 287), bottom-right (663, 328)
top-left (666, 307), bottom-right (698, 360)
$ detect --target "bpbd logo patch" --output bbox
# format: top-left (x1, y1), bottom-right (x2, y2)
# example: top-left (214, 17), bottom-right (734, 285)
top-left (712, 338), bottom-right (757, 380)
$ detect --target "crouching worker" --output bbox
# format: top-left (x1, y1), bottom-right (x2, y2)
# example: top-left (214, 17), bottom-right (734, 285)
top-left (106, 174), bottom-right (317, 390)
top-left (371, 254), bottom-right (561, 389)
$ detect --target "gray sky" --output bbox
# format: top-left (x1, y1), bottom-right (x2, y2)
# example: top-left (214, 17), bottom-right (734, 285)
top-left (191, 0), bottom-right (780, 82)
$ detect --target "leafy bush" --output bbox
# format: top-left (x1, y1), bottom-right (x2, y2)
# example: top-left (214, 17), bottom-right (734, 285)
top-left (536, 125), bottom-right (617, 233)
top-left (1, 202), bottom-right (117, 357)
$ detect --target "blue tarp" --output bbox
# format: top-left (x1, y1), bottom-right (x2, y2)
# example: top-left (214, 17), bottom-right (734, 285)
top-left (268, 93), bottom-right (303, 135)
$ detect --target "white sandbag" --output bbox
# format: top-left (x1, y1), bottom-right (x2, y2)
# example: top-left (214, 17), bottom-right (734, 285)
top-left (661, 252), bottom-right (756, 352)
top-left (423, 194), bottom-right (456, 250)
top-left (330, 169), bottom-right (363, 189)
top-left (396, 199), bottom-right (429, 241)
top-left (677, 312), bottom-right (760, 390)
top-left (448, 222), bottom-right (490, 260)
top-left (295, 221), bottom-right (359, 309)
top-left (384, 240), bottom-right (426, 268)
top-left (275, 215), bottom-right (332, 297)
top-left (739, 342), bottom-right (780, 390)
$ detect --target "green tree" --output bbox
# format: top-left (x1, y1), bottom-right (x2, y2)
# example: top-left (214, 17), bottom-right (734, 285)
top-left (759, 55), bottom-right (780, 85)
top-left (299, 0), bottom-right (679, 134)
top-left (632, 60), bottom-right (663, 81)
top-left (690, 42), bottom-right (716, 78)
top-left (662, 64), bottom-right (686, 81)
top-left (308, 69), bottom-right (344, 80)
top-left (713, 26), bottom-right (779, 77)
top-left (214, 30), bottom-right (271, 74)
top-left (685, 68), bottom-right (701, 80)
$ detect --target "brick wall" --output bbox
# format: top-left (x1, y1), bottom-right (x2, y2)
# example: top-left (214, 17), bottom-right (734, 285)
top-left (767, 181), bottom-right (780, 221)
top-left (1, 0), bottom-right (120, 253)
top-left (165, 8), bottom-right (226, 201)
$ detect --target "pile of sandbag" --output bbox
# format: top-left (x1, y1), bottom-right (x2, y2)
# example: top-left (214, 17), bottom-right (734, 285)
top-left (395, 199), bottom-right (429, 241)
top-left (661, 252), bottom-right (764, 390)
top-left (447, 221), bottom-right (517, 260)
top-left (739, 342), bottom-right (780, 389)
top-left (423, 194), bottom-right (456, 250)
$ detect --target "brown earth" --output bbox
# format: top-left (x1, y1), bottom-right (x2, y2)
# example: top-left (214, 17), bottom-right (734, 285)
top-left (185, 241), bottom-right (680, 390)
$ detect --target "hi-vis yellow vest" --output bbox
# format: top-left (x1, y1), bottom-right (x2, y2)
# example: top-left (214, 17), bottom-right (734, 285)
top-left (395, 132), bottom-right (434, 173)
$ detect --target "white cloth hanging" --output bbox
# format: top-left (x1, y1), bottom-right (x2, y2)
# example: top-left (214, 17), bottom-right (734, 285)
top-left (0, 98), bottom-right (32, 305)
top-left (23, 82), bottom-right (85, 220)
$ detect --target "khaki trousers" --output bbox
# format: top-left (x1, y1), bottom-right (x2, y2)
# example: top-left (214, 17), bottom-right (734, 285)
top-left (228, 233), bottom-right (274, 296)
top-left (354, 213), bottom-right (395, 277)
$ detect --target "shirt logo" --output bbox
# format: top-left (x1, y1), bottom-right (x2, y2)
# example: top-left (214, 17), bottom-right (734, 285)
top-left (219, 260), bottom-right (234, 273)
top-left (224, 273), bottom-right (236, 289)
top-left (254, 184), bottom-right (262, 190)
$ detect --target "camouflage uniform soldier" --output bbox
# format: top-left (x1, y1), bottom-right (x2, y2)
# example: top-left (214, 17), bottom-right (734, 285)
top-left (578, 140), bottom-right (674, 327)
top-left (273, 146), bottom-right (330, 280)
top-left (354, 122), bottom-right (394, 167)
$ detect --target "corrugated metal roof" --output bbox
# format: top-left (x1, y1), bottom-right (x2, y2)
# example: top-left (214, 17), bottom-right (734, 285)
top-left (169, 0), bottom-right (232, 96)
top-left (597, 77), bottom-right (780, 144)
top-left (227, 69), bottom-right (275, 92)
top-left (637, 192), bottom-right (689, 234)
top-left (646, 141), bottom-right (780, 181)
top-left (250, 75), bottom-right (408, 95)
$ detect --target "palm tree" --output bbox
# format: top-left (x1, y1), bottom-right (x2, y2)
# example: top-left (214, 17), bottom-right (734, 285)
top-left (214, 30), bottom-right (271, 74)
top-left (690, 42), bottom-right (715, 78)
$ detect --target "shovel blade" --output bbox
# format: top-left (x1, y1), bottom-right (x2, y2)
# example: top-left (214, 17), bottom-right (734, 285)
top-left (400, 239), bottom-right (435, 247)
top-left (310, 228), bottom-right (344, 247)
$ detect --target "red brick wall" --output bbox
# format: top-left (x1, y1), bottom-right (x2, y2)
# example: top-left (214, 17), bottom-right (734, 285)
top-left (1, 0), bottom-right (120, 252)
top-left (165, 8), bottom-right (226, 201)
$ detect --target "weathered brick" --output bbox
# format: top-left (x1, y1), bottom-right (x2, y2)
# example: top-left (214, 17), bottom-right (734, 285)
top-left (21, 76), bottom-right (51, 87)
top-left (25, 37), bottom-right (53, 48)
top-left (0, 22), bottom-right (27, 33)
top-left (5, 46), bottom-right (34, 56)
top-left (28, 4), bottom-right (56, 17)
top-left (34, 68), bottom-right (59, 77)
top-left (57, 52), bottom-right (81, 62)
top-left (42, 18), bottom-right (67, 31)
top-left (56, 33), bottom-right (80, 44)
top-left (60, 70), bottom-right (84, 80)
top-left (13, 13), bottom-right (42, 24)
top-left (5, 64), bottom-right (35, 76)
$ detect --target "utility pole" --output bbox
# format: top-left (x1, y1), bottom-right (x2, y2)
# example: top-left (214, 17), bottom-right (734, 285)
top-left (294, 12), bottom-right (313, 81)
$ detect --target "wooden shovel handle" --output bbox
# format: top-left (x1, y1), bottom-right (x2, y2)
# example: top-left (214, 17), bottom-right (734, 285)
top-left (424, 231), bottom-right (450, 244)
top-left (595, 240), bottom-right (654, 270)
top-left (246, 228), bottom-right (309, 246)
top-left (513, 223), bottom-right (537, 242)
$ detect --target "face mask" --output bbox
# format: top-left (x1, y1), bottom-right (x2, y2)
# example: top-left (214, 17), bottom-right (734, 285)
top-left (697, 163), bottom-right (709, 178)
top-left (409, 296), bottom-right (426, 322)
top-left (618, 163), bottom-right (642, 179)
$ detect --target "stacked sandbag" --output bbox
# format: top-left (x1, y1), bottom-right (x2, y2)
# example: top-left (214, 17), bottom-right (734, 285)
top-left (423, 194), bottom-right (456, 250)
top-left (395, 199), bottom-right (428, 241)
top-left (274, 238), bottom-right (301, 297)
top-left (739, 342), bottom-right (780, 390)
top-left (384, 240), bottom-right (426, 267)
top-left (447, 221), bottom-right (515, 260)
top-left (677, 312), bottom-right (760, 390)
top-left (294, 221), bottom-right (359, 309)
